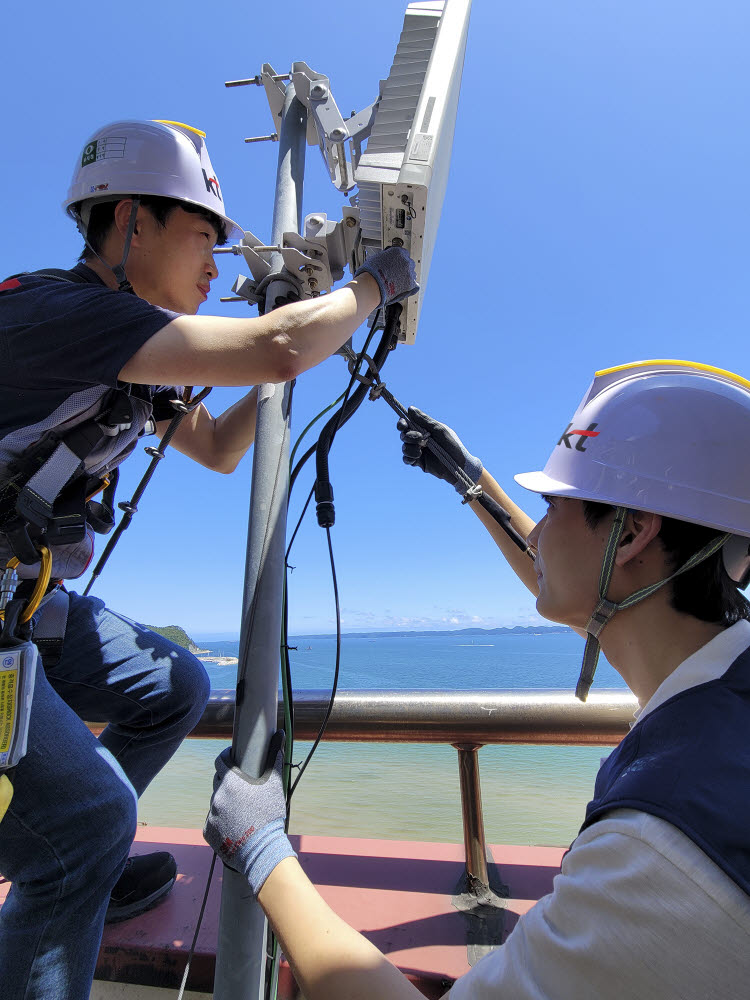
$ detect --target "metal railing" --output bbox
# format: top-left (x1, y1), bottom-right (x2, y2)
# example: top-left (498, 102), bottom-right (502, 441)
top-left (88, 689), bottom-right (636, 892)
top-left (195, 688), bottom-right (636, 743)
top-left (182, 688), bottom-right (637, 892)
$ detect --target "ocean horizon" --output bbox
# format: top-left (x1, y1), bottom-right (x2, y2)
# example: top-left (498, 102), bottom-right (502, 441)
top-left (137, 631), bottom-right (628, 847)
top-left (193, 629), bottom-right (628, 694)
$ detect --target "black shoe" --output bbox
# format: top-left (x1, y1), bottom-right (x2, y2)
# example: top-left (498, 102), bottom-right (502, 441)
top-left (105, 851), bottom-right (177, 924)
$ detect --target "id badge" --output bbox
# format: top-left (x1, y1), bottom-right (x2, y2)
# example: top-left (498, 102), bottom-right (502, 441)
top-left (0, 640), bottom-right (38, 770)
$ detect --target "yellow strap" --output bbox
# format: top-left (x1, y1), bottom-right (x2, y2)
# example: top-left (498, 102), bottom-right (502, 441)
top-left (0, 774), bottom-right (12, 822)
top-left (1, 546), bottom-right (52, 624)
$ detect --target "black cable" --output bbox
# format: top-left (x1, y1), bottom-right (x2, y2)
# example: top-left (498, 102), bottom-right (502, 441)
top-left (281, 582), bottom-right (294, 798)
top-left (176, 852), bottom-right (217, 1000)
top-left (289, 525), bottom-right (341, 799)
top-left (288, 439), bottom-right (317, 497)
top-left (314, 305), bottom-right (400, 527)
top-left (288, 319), bottom-right (382, 499)
top-left (284, 306), bottom-right (529, 813)
top-left (280, 482), bottom-right (315, 791)
top-left (286, 485), bottom-right (315, 560)
top-left (282, 352), bottom-right (369, 790)
top-left (283, 313), bottom-right (396, 803)
top-left (281, 318), bottom-right (384, 773)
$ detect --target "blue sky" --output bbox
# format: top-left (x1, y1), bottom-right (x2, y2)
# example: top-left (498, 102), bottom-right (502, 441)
top-left (3, 1), bottom-right (749, 635)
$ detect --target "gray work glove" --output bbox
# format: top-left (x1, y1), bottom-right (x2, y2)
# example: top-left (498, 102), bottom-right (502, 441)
top-left (354, 246), bottom-right (419, 306)
top-left (203, 731), bottom-right (296, 896)
top-left (398, 406), bottom-right (483, 494)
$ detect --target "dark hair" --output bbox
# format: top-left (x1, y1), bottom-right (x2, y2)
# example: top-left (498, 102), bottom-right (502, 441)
top-left (77, 195), bottom-right (227, 261)
top-left (582, 499), bottom-right (750, 625)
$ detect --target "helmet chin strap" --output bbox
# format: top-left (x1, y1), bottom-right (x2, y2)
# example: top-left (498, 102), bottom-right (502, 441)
top-left (577, 507), bottom-right (731, 702)
top-left (74, 197), bottom-right (141, 294)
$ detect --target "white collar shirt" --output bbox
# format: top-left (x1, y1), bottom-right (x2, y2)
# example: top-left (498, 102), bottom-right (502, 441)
top-left (449, 620), bottom-right (750, 1000)
top-left (634, 617), bottom-right (750, 724)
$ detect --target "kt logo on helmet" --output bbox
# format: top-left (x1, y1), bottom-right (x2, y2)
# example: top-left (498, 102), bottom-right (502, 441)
top-left (557, 423), bottom-right (599, 452)
top-left (202, 169), bottom-right (221, 200)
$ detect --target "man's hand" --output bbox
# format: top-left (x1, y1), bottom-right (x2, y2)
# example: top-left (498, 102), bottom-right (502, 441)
top-left (203, 731), bottom-right (296, 896)
top-left (354, 246), bottom-right (419, 307)
top-left (398, 406), bottom-right (483, 494)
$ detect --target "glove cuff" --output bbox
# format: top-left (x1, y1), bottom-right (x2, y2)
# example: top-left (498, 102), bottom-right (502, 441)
top-left (245, 818), bottom-right (298, 896)
top-left (353, 261), bottom-right (386, 306)
top-left (453, 454), bottom-right (484, 493)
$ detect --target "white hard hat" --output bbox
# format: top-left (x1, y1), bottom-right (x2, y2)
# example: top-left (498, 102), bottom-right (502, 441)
top-left (516, 359), bottom-right (750, 702)
top-left (515, 360), bottom-right (750, 540)
top-left (63, 119), bottom-right (243, 240)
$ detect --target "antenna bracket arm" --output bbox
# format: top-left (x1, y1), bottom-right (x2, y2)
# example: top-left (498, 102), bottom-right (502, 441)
top-left (290, 61), bottom-right (379, 193)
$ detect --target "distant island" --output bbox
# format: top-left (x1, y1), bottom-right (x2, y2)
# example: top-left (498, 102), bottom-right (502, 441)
top-left (157, 623), bottom-right (573, 649)
top-left (146, 624), bottom-right (208, 655)
top-left (324, 625), bottom-right (573, 640)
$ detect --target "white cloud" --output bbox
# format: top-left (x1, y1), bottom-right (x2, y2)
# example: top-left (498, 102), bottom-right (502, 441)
top-left (291, 604), bottom-right (552, 634)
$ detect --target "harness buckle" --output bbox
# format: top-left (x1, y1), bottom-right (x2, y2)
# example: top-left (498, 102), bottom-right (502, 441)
top-left (96, 391), bottom-right (133, 436)
top-left (3, 521), bottom-right (40, 567)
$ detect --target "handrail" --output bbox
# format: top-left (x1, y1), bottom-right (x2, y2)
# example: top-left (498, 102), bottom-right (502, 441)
top-left (191, 688), bottom-right (637, 745)
top-left (89, 689), bottom-right (637, 899)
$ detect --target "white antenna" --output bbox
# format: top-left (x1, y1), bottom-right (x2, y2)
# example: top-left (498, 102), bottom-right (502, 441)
top-left (353, 0), bottom-right (472, 343)
top-left (224, 0), bottom-right (472, 345)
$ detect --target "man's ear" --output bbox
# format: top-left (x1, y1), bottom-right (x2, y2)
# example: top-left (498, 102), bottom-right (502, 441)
top-left (113, 199), bottom-right (147, 242)
top-left (615, 508), bottom-right (662, 566)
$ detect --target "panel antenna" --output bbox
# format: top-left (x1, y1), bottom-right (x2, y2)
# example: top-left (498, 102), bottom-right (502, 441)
top-left (225, 0), bottom-right (472, 345)
top-left (353, 0), bottom-right (472, 343)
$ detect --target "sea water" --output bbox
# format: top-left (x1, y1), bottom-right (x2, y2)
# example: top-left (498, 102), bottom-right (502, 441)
top-left (137, 631), bottom-right (630, 847)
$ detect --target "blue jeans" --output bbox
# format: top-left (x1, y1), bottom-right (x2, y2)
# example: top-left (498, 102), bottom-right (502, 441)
top-left (0, 592), bottom-right (210, 1000)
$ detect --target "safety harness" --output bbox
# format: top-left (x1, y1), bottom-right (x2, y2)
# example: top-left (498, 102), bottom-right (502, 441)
top-left (0, 268), bottom-right (135, 568)
top-left (0, 267), bottom-right (140, 817)
top-left (0, 265), bottom-right (208, 817)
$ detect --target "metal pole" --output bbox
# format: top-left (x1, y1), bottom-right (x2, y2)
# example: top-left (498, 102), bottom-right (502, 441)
top-left (454, 743), bottom-right (489, 886)
top-left (213, 82), bottom-right (307, 1000)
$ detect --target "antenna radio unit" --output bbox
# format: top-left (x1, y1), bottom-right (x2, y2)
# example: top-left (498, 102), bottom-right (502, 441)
top-left (226, 0), bottom-right (472, 344)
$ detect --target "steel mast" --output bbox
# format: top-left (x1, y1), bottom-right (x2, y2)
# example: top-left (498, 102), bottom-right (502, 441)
top-left (213, 4), bottom-right (471, 992)
top-left (213, 81), bottom-right (307, 1000)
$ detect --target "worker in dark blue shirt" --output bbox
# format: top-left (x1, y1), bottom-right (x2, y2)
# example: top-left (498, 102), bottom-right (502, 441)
top-left (0, 117), bottom-right (417, 1000)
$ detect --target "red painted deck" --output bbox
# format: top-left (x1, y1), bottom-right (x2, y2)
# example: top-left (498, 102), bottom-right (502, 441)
top-left (0, 826), bottom-right (565, 997)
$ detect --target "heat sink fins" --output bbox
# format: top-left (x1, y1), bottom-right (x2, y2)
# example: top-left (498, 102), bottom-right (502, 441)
top-left (356, 3), bottom-right (442, 250)
top-left (351, 0), bottom-right (471, 343)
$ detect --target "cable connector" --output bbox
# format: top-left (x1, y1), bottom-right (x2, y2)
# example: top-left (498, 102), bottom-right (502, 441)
top-left (315, 480), bottom-right (335, 528)
top-left (461, 485), bottom-right (483, 505)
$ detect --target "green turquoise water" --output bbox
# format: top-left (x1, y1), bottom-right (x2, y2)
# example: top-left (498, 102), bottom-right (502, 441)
top-left (138, 739), bottom-right (607, 847)
top-left (137, 633), bottom-right (622, 847)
